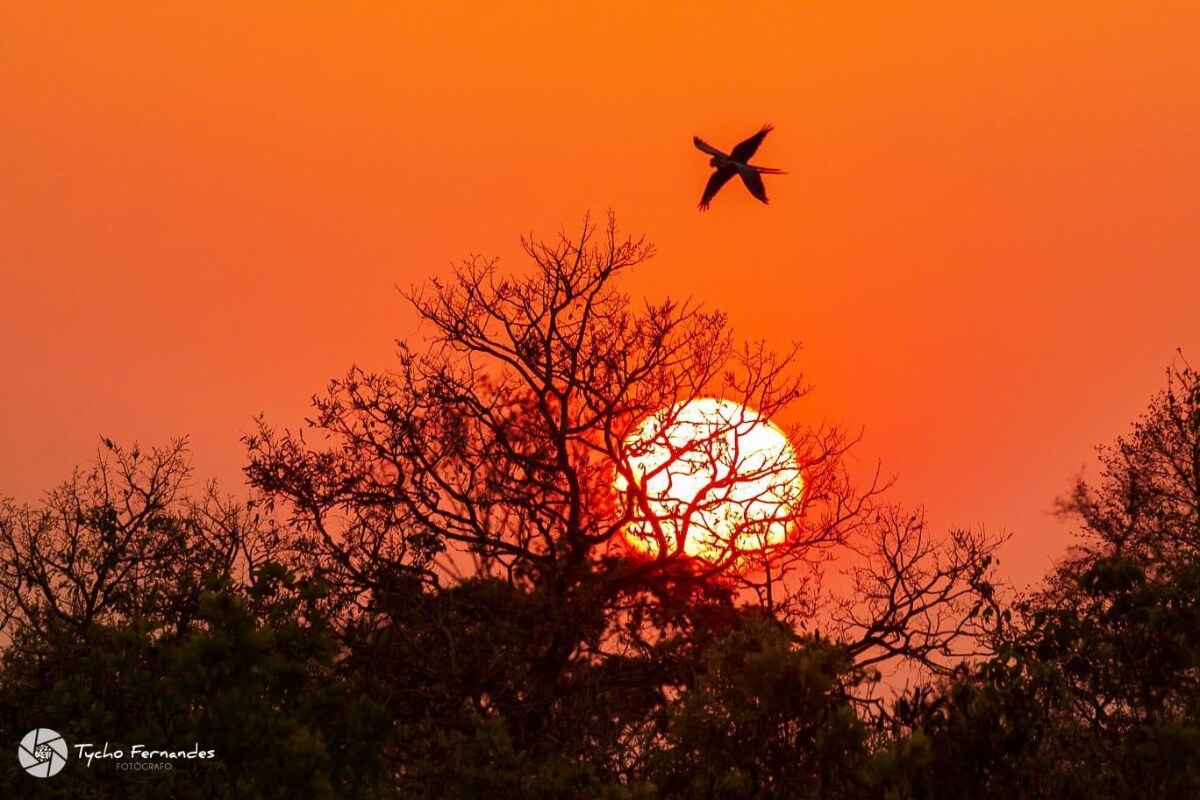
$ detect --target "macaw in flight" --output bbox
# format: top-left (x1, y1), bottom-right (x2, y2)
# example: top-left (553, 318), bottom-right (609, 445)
top-left (693, 124), bottom-right (785, 210)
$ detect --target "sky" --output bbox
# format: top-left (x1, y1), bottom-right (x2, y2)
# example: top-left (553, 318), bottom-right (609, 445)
top-left (3, 3), bottom-right (1198, 589)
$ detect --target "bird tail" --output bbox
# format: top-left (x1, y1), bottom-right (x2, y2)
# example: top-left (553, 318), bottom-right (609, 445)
top-left (754, 166), bottom-right (787, 174)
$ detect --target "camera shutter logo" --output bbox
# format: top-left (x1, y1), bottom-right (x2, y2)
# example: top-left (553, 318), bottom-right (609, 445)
top-left (18, 729), bottom-right (69, 778)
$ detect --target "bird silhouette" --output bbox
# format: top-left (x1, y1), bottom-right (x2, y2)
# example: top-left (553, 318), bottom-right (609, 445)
top-left (693, 124), bottom-right (786, 210)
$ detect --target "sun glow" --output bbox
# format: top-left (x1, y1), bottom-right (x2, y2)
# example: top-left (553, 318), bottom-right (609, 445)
top-left (614, 398), bottom-right (804, 564)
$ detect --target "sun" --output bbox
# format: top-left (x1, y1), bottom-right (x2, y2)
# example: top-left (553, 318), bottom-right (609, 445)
top-left (614, 398), bottom-right (804, 564)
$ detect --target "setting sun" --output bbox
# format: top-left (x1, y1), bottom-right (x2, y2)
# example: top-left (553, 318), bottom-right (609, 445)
top-left (615, 398), bottom-right (804, 563)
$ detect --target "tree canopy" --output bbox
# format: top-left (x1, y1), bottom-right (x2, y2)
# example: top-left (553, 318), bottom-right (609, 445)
top-left (2, 218), bottom-right (1194, 798)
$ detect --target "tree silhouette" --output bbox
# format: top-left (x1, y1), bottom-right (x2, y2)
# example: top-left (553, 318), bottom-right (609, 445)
top-left (879, 362), bottom-right (1200, 799)
top-left (237, 214), bottom-right (1006, 794)
top-left (1017, 361), bottom-right (1200, 796)
top-left (245, 214), bottom-right (998, 673)
top-left (0, 438), bottom-right (276, 640)
top-left (0, 441), bottom-right (390, 798)
top-left (1, 216), bottom-right (1019, 797)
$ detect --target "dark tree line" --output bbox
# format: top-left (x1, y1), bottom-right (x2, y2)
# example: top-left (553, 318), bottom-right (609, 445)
top-left (1, 217), bottom-right (1196, 798)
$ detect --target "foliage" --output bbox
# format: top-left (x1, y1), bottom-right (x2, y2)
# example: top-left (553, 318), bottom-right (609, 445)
top-left (874, 363), bottom-right (1200, 799)
top-left (0, 444), bottom-right (387, 798)
top-left (650, 611), bottom-right (872, 799)
top-left (10, 220), bottom-right (1193, 797)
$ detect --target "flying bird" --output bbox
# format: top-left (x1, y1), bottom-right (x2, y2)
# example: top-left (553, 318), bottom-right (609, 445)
top-left (693, 124), bottom-right (786, 210)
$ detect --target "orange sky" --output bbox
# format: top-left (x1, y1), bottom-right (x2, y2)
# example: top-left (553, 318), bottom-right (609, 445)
top-left (3, 3), bottom-right (1199, 588)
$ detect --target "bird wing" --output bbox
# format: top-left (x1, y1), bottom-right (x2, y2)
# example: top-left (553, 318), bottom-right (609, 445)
top-left (698, 166), bottom-right (737, 210)
top-left (737, 166), bottom-right (769, 204)
top-left (729, 123), bottom-right (774, 163)
top-left (693, 136), bottom-right (727, 158)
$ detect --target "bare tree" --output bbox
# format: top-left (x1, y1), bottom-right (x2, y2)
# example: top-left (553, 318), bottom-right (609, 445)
top-left (833, 509), bottom-right (1008, 678)
top-left (0, 438), bottom-right (276, 641)
top-left (245, 213), bottom-right (1002, 681)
